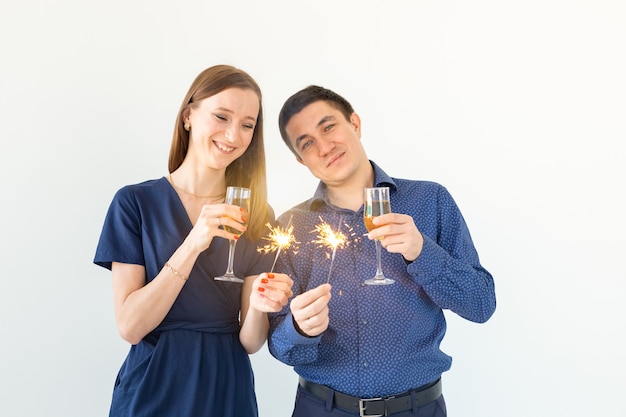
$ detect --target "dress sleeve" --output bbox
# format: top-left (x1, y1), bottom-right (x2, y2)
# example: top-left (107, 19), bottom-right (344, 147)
top-left (93, 186), bottom-right (145, 271)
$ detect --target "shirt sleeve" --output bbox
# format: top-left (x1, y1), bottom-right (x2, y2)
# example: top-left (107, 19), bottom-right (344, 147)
top-left (267, 308), bottom-right (322, 366)
top-left (406, 186), bottom-right (496, 323)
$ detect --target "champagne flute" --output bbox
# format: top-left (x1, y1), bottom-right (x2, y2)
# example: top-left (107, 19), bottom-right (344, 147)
top-left (214, 186), bottom-right (251, 283)
top-left (363, 187), bottom-right (395, 285)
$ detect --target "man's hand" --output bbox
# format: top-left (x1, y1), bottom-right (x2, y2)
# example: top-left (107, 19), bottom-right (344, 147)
top-left (368, 213), bottom-right (424, 262)
top-left (290, 283), bottom-right (332, 337)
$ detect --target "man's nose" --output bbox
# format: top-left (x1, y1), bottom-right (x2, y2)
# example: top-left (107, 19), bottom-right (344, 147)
top-left (317, 138), bottom-right (335, 155)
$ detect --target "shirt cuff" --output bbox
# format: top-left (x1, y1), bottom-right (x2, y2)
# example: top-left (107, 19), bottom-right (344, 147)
top-left (284, 312), bottom-right (322, 345)
top-left (406, 235), bottom-right (446, 285)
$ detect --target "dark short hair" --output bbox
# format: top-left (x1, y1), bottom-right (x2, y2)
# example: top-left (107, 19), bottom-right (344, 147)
top-left (278, 85), bottom-right (354, 156)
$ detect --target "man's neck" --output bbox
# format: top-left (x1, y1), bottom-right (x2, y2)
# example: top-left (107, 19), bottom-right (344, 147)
top-left (325, 165), bottom-right (375, 211)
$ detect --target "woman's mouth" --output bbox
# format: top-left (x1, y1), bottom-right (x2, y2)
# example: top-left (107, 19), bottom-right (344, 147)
top-left (214, 141), bottom-right (235, 153)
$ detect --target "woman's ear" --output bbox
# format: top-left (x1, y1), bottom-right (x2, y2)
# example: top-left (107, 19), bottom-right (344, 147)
top-left (182, 107), bottom-right (191, 125)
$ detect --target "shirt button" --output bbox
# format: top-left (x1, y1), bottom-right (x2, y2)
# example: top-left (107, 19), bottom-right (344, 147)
top-left (362, 319), bottom-right (367, 325)
top-left (363, 361), bottom-right (369, 367)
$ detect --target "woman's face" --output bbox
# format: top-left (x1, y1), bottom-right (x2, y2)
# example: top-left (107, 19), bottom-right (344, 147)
top-left (185, 87), bottom-right (260, 171)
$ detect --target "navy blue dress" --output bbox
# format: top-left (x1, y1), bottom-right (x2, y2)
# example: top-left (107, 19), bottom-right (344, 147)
top-left (94, 177), bottom-right (273, 417)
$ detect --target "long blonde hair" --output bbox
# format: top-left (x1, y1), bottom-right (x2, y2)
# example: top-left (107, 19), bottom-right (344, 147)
top-left (168, 65), bottom-right (270, 240)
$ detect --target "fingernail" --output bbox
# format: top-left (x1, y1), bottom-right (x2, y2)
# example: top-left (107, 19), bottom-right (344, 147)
top-left (258, 287), bottom-right (265, 292)
top-left (261, 278), bottom-right (268, 284)
top-left (240, 207), bottom-right (247, 213)
top-left (267, 273), bottom-right (275, 279)
top-left (241, 215), bottom-right (247, 223)
top-left (234, 235), bottom-right (239, 240)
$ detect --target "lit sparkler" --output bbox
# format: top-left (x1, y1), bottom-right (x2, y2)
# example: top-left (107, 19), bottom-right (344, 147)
top-left (257, 215), bottom-right (298, 272)
top-left (311, 216), bottom-right (348, 283)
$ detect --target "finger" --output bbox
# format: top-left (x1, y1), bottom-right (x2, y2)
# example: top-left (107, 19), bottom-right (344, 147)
top-left (261, 285), bottom-right (293, 302)
top-left (251, 291), bottom-right (286, 312)
top-left (257, 278), bottom-right (293, 305)
top-left (268, 272), bottom-right (294, 288)
top-left (367, 225), bottom-right (388, 241)
top-left (251, 293), bottom-right (283, 313)
top-left (219, 213), bottom-right (247, 235)
top-left (291, 290), bottom-right (331, 324)
top-left (291, 283), bottom-right (331, 310)
top-left (299, 307), bottom-right (330, 336)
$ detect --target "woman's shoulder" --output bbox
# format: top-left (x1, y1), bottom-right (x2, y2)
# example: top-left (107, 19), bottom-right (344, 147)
top-left (114, 177), bottom-right (167, 196)
top-left (108, 177), bottom-right (169, 210)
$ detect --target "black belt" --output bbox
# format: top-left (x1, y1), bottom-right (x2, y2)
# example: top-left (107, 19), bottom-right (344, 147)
top-left (298, 377), bottom-right (442, 417)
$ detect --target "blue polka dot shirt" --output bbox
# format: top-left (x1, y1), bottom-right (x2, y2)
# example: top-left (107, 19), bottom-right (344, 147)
top-left (267, 161), bottom-right (496, 398)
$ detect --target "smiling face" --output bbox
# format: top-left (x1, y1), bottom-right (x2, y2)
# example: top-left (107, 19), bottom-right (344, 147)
top-left (285, 100), bottom-right (370, 188)
top-left (184, 87), bottom-right (260, 171)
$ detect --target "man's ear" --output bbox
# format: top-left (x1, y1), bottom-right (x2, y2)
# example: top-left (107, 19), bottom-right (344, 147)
top-left (350, 112), bottom-right (362, 137)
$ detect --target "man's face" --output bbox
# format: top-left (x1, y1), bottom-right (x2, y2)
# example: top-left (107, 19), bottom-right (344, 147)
top-left (285, 100), bottom-right (366, 187)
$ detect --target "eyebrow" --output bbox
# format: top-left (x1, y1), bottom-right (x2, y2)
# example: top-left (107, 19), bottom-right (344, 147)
top-left (294, 115), bottom-right (336, 148)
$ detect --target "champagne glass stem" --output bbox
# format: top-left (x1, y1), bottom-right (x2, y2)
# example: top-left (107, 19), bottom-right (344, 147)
top-left (375, 239), bottom-right (384, 279)
top-left (224, 239), bottom-right (237, 276)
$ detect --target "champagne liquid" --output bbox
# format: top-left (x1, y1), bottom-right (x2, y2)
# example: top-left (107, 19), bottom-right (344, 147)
top-left (224, 197), bottom-right (250, 236)
top-left (363, 199), bottom-right (391, 231)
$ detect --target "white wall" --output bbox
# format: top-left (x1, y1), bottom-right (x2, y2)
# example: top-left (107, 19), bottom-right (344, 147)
top-left (1, 1), bottom-right (624, 416)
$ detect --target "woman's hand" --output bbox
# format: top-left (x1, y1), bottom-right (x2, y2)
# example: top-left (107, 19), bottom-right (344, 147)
top-left (249, 272), bottom-right (294, 313)
top-left (239, 272), bottom-right (294, 353)
top-left (186, 203), bottom-right (248, 254)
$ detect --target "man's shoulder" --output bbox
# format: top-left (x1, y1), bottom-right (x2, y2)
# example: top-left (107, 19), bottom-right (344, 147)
top-left (278, 199), bottom-right (315, 218)
top-left (393, 177), bottom-right (446, 192)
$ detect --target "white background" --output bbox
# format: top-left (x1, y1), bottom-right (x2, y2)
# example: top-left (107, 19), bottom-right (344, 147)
top-left (1, 1), bottom-right (624, 416)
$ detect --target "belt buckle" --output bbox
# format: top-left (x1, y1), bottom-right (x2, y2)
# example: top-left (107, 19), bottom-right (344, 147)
top-left (358, 397), bottom-right (386, 417)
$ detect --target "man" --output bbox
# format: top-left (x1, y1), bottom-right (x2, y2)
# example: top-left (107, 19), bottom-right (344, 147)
top-left (267, 85), bottom-right (496, 417)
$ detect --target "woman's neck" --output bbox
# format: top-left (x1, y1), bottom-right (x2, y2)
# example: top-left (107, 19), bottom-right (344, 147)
top-left (168, 167), bottom-right (226, 200)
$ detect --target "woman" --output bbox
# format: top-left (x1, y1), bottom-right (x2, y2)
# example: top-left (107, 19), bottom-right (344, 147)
top-left (94, 65), bottom-right (293, 416)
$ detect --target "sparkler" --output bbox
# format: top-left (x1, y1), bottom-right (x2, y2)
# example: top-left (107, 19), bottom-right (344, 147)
top-left (257, 215), bottom-right (297, 272)
top-left (311, 216), bottom-right (347, 283)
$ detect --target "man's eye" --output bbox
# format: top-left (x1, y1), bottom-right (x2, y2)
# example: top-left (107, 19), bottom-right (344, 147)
top-left (323, 124), bottom-right (334, 132)
top-left (301, 140), bottom-right (313, 151)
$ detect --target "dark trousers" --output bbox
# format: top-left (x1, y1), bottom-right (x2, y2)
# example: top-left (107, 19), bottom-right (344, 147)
top-left (291, 384), bottom-right (447, 417)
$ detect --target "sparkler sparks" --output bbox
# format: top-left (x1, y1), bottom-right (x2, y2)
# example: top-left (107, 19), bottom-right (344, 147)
top-left (311, 216), bottom-right (348, 283)
top-left (257, 215), bottom-right (298, 272)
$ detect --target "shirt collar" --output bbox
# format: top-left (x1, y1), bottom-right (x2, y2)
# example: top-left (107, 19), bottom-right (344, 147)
top-left (307, 160), bottom-right (397, 211)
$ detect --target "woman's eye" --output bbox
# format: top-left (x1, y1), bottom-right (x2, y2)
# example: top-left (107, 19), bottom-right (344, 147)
top-left (214, 114), bottom-right (228, 121)
top-left (243, 124), bottom-right (255, 130)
